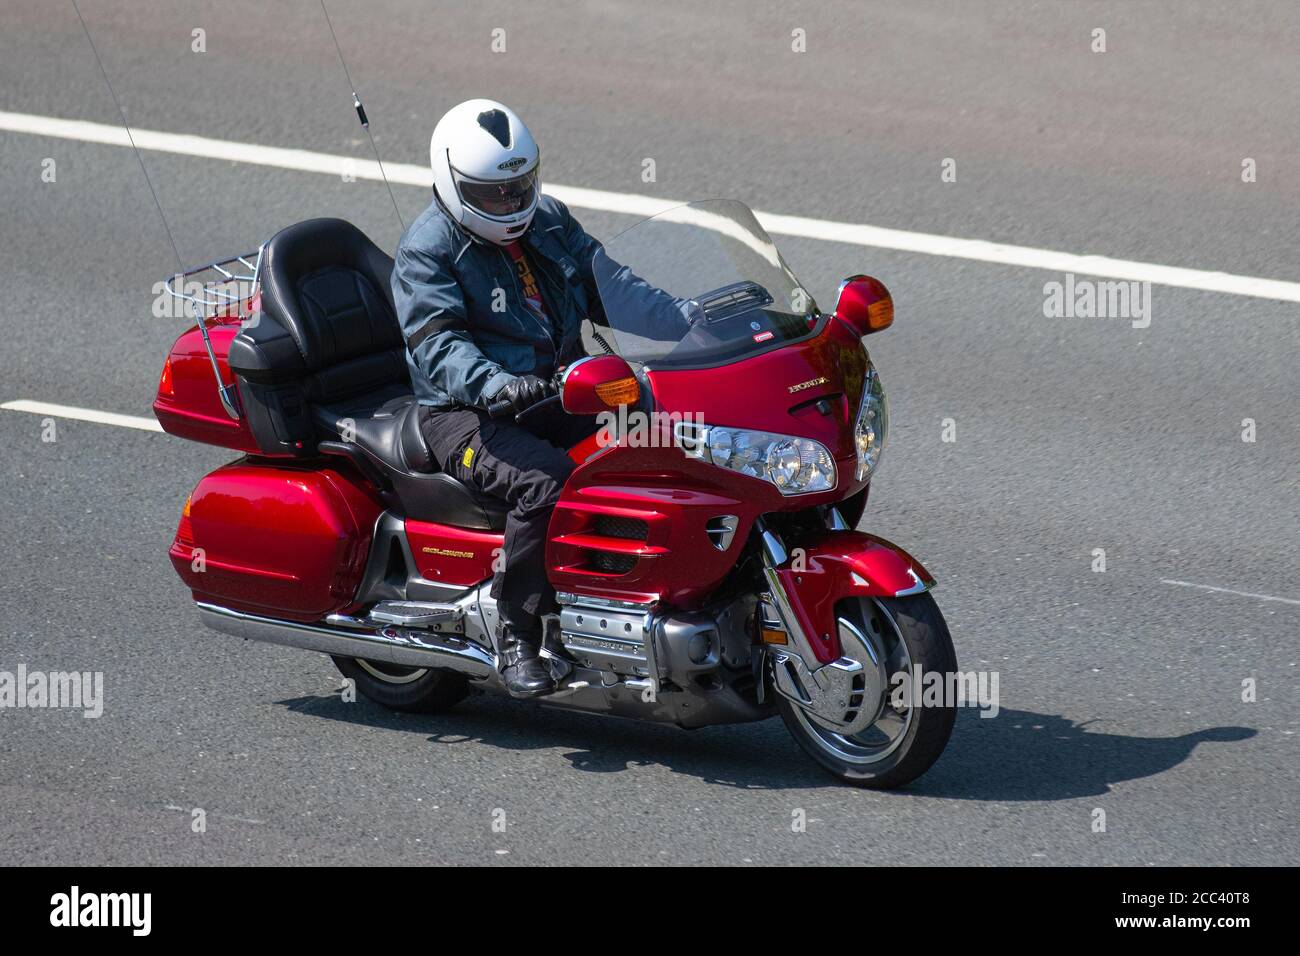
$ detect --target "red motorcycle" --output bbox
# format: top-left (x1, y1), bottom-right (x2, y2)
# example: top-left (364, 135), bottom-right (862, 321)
top-left (154, 200), bottom-right (956, 788)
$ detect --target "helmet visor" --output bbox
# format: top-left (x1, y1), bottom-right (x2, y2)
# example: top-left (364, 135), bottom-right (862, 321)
top-left (452, 166), bottom-right (539, 219)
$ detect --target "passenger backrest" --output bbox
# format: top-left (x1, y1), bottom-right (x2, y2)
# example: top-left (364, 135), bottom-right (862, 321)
top-left (258, 218), bottom-right (408, 404)
top-left (227, 218), bottom-right (410, 456)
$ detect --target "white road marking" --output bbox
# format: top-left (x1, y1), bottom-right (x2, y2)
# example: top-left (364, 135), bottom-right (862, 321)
top-left (4, 109), bottom-right (1300, 304)
top-left (1161, 578), bottom-right (1300, 607)
top-left (0, 399), bottom-right (163, 432)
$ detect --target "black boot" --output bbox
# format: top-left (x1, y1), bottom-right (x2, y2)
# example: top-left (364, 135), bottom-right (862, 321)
top-left (499, 630), bottom-right (556, 698)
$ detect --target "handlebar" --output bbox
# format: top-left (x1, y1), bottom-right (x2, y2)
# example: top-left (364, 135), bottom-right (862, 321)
top-left (487, 392), bottom-right (563, 423)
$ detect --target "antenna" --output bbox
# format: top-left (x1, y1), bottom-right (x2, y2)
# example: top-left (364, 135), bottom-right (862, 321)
top-left (71, 0), bottom-right (243, 420)
top-left (70, 0), bottom-right (185, 275)
top-left (319, 0), bottom-right (407, 232)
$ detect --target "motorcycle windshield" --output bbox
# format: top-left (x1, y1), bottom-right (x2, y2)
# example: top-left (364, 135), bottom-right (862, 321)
top-left (590, 200), bottom-right (819, 369)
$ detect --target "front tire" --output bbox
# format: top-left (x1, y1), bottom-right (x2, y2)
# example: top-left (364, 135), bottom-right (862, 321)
top-left (332, 656), bottom-right (470, 713)
top-left (778, 592), bottom-right (956, 789)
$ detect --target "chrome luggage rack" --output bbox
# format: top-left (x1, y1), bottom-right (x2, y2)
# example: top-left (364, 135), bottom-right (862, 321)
top-left (162, 246), bottom-right (265, 421)
top-left (163, 247), bottom-right (264, 319)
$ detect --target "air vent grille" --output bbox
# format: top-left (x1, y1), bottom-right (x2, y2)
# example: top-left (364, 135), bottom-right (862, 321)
top-left (594, 516), bottom-right (648, 540)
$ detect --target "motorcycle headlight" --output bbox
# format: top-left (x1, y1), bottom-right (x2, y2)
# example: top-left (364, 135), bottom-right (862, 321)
top-left (676, 422), bottom-right (836, 495)
top-left (855, 365), bottom-right (888, 481)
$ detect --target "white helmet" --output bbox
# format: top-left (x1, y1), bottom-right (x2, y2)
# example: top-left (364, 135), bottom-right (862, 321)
top-left (430, 99), bottom-right (540, 245)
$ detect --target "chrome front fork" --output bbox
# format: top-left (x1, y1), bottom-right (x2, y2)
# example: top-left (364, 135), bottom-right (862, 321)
top-left (755, 517), bottom-right (881, 736)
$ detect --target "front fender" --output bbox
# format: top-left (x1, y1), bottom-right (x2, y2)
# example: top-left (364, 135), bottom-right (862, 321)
top-left (771, 532), bottom-right (935, 664)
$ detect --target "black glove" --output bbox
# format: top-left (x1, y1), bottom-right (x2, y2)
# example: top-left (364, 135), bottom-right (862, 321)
top-left (493, 374), bottom-right (556, 416)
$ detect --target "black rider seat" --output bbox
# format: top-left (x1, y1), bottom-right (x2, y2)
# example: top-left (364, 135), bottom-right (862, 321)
top-left (310, 392), bottom-right (509, 532)
top-left (233, 217), bottom-right (508, 531)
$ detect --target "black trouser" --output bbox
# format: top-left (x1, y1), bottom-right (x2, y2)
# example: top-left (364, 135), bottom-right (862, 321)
top-left (419, 404), bottom-right (597, 635)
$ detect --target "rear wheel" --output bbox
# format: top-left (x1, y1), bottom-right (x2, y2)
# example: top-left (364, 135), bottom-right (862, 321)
top-left (332, 656), bottom-right (470, 713)
top-left (778, 592), bottom-right (956, 789)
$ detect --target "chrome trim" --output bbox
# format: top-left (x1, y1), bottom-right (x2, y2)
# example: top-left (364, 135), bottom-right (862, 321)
top-left (196, 601), bottom-right (495, 679)
top-left (164, 246), bottom-right (263, 314)
top-left (826, 506), bottom-right (849, 531)
top-left (367, 601), bottom-right (464, 630)
top-left (760, 529), bottom-right (788, 567)
top-left (769, 649), bottom-right (871, 735)
top-left (163, 245), bottom-right (265, 423)
top-left (554, 592), bottom-right (662, 697)
top-left (560, 355), bottom-right (596, 388)
top-left (706, 515), bottom-right (739, 551)
top-left (786, 599), bottom-right (915, 764)
top-left (837, 274), bottom-right (869, 301)
top-left (673, 419), bottom-right (708, 459)
top-left (853, 364), bottom-right (886, 482)
top-left (324, 613), bottom-right (370, 629)
top-left (894, 567), bottom-right (932, 597)
top-left (762, 564), bottom-right (805, 648)
top-left (559, 355), bottom-right (597, 413)
top-left (555, 591), bottom-right (658, 612)
top-left (756, 522), bottom-right (883, 733)
top-left (640, 608), bottom-right (661, 699)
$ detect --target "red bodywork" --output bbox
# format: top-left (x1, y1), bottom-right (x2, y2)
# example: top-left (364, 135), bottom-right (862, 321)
top-left (168, 462), bottom-right (382, 622)
top-left (407, 520), bottom-right (502, 588)
top-left (157, 303), bottom-right (934, 656)
top-left (546, 315), bottom-right (872, 607)
top-left (153, 315), bottom-right (263, 454)
top-left (772, 533), bottom-right (935, 663)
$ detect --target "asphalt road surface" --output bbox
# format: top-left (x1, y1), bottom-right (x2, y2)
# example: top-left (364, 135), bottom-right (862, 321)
top-left (0, 1), bottom-right (1295, 865)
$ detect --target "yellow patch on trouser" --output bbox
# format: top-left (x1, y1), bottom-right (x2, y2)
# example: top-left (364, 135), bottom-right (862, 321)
top-left (462, 446), bottom-right (475, 469)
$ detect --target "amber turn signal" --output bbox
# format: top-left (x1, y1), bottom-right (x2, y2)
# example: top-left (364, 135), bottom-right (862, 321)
top-left (865, 293), bottom-right (893, 332)
top-left (594, 376), bottom-right (640, 408)
top-left (835, 275), bottom-right (894, 336)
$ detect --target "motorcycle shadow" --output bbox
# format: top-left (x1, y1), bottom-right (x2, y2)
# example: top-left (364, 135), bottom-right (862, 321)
top-left (277, 693), bottom-right (1255, 798)
top-left (916, 707), bottom-right (1256, 801)
top-left (277, 689), bottom-right (831, 790)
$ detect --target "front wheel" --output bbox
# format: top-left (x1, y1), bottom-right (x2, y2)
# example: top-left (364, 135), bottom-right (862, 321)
top-left (332, 656), bottom-right (470, 713)
top-left (778, 592), bottom-right (956, 789)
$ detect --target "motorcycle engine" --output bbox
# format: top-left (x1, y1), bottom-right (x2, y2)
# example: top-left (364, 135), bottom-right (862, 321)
top-left (556, 594), bottom-right (755, 684)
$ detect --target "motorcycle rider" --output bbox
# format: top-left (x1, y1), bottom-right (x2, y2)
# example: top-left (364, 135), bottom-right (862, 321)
top-left (392, 100), bottom-right (628, 698)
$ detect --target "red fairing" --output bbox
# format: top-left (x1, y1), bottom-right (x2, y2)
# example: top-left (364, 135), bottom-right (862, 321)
top-left (546, 462), bottom-right (751, 606)
top-left (546, 320), bottom-right (871, 607)
top-left (153, 317), bottom-right (262, 453)
top-left (647, 316), bottom-right (869, 451)
top-left (406, 520), bottom-right (503, 588)
top-left (567, 430), bottom-right (605, 465)
top-left (774, 532), bottom-right (936, 663)
top-left (169, 462), bottom-right (383, 621)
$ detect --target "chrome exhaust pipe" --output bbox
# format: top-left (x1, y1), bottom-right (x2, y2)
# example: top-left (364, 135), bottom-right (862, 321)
top-left (195, 602), bottom-right (497, 679)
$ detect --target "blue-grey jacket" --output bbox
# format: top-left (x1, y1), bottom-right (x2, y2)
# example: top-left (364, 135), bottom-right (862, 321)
top-left (392, 194), bottom-right (604, 410)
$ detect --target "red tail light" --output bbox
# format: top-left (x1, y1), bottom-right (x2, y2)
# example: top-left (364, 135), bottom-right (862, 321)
top-left (158, 357), bottom-right (175, 398)
top-left (174, 495), bottom-right (194, 549)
